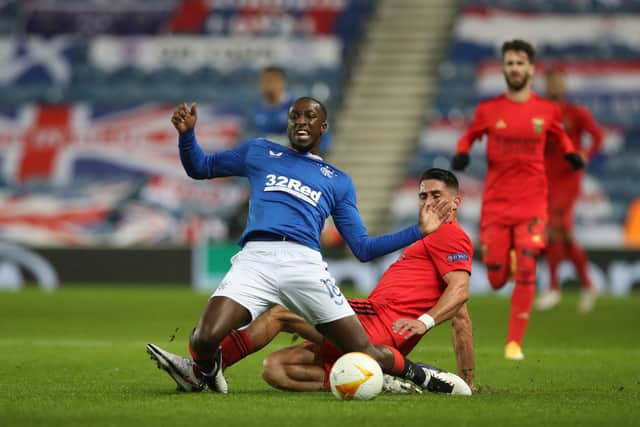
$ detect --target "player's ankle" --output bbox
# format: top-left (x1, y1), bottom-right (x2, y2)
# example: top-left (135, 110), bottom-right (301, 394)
top-left (400, 359), bottom-right (426, 386)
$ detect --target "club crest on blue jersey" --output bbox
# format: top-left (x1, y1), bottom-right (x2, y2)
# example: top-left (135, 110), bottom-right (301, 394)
top-left (320, 165), bottom-right (335, 178)
top-left (447, 253), bottom-right (469, 263)
top-left (264, 174), bottom-right (323, 207)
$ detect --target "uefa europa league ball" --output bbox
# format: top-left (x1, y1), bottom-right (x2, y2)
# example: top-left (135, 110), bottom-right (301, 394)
top-left (329, 352), bottom-right (384, 400)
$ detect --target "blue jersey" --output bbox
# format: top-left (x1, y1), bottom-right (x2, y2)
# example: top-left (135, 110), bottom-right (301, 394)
top-left (253, 95), bottom-right (333, 154)
top-left (179, 129), bottom-right (421, 261)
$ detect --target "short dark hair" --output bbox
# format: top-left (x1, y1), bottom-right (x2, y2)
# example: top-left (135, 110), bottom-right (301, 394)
top-left (294, 96), bottom-right (328, 121)
top-left (501, 39), bottom-right (536, 63)
top-left (420, 168), bottom-right (459, 192)
top-left (262, 66), bottom-right (286, 78)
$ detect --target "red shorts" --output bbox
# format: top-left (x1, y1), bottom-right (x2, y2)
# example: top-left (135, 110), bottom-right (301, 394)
top-left (480, 217), bottom-right (547, 264)
top-left (318, 299), bottom-right (420, 389)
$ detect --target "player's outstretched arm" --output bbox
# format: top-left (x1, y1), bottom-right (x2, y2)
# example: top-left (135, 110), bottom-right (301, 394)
top-left (172, 102), bottom-right (249, 180)
top-left (548, 104), bottom-right (585, 170)
top-left (582, 108), bottom-right (604, 160)
top-left (173, 102), bottom-right (211, 179)
top-left (332, 173), bottom-right (451, 262)
top-left (331, 182), bottom-right (432, 262)
top-left (452, 304), bottom-right (475, 391)
top-left (452, 103), bottom-right (488, 171)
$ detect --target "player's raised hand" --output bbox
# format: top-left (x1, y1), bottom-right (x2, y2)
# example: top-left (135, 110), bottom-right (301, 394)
top-left (451, 153), bottom-right (470, 171)
top-left (392, 318), bottom-right (428, 339)
top-left (171, 102), bottom-right (198, 134)
top-left (565, 152), bottom-right (585, 170)
top-left (418, 197), bottom-right (452, 236)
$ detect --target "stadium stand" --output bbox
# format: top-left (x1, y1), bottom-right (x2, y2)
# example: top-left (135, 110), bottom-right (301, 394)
top-left (0, 0), bottom-right (376, 246)
top-left (391, 0), bottom-right (640, 249)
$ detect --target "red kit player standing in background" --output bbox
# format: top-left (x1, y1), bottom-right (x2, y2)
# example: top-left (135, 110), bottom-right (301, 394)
top-left (535, 69), bottom-right (603, 313)
top-left (451, 39), bottom-right (584, 360)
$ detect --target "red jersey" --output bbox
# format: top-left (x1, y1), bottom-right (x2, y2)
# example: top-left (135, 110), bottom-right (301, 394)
top-left (545, 101), bottom-right (603, 184)
top-left (368, 221), bottom-right (473, 320)
top-left (456, 93), bottom-right (574, 224)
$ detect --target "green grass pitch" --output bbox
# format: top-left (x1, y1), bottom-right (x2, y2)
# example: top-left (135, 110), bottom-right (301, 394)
top-left (1, 286), bottom-right (639, 426)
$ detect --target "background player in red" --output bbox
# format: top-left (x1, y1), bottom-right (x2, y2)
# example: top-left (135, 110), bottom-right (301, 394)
top-left (451, 39), bottom-right (584, 360)
top-left (535, 69), bottom-right (603, 313)
top-left (147, 168), bottom-right (476, 394)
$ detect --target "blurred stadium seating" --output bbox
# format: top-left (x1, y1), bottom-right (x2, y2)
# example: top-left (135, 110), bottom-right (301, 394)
top-left (0, 0), bottom-right (375, 246)
top-left (1, 0), bottom-right (638, 252)
top-left (391, 0), bottom-right (640, 248)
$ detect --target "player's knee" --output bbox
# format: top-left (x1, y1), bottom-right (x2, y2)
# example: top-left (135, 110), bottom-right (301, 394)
top-left (515, 249), bottom-right (538, 284)
top-left (486, 264), bottom-right (509, 290)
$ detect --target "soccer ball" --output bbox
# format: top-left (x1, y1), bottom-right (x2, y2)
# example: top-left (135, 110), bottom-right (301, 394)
top-left (329, 352), bottom-right (383, 400)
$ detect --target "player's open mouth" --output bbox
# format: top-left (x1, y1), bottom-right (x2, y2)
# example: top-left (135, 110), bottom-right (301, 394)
top-left (295, 129), bottom-right (311, 141)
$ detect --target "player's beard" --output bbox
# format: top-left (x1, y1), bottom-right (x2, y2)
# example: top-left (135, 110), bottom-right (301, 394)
top-left (289, 136), bottom-right (316, 154)
top-left (291, 142), bottom-right (314, 153)
top-left (504, 72), bottom-right (529, 92)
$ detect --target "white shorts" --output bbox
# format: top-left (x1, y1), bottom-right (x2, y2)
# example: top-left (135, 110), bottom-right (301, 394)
top-left (213, 241), bottom-right (355, 325)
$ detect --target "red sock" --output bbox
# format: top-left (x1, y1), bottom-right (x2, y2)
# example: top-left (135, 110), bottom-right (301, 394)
top-left (383, 345), bottom-right (426, 385)
top-left (219, 330), bottom-right (254, 368)
top-left (386, 346), bottom-right (406, 376)
top-left (507, 283), bottom-right (535, 345)
top-left (188, 343), bottom-right (202, 364)
top-left (546, 240), bottom-right (564, 291)
top-left (566, 241), bottom-right (593, 289)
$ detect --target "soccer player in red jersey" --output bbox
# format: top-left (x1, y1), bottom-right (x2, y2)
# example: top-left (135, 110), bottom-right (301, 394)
top-left (451, 39), bottom-right (584, 360)
top-left (535, 69), bottom-right (603, 313)
top-left (148, 169), bottom-right (476, 394)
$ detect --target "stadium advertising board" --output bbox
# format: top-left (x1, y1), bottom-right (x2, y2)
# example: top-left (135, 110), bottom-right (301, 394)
top-left (89, 37), bottom-right (341, 72)
top-left (194, 244), bottom-right (640, 296)
top-left (3, 245), bottom-right (636, 294)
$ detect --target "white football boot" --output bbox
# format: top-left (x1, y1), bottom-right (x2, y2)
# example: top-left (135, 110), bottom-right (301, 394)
top-left (146, 343), bottom-right (228, 393)
top-left (417, 363), bottom-right (472, 396)
top-left (578, 287), bottom-right (600, 314)
top-left (535, 289), bottom-right (561, 311)
top-left (199, 348), bottom-right (229, 394)
top-left (382, 375), bottom-right (423, 394)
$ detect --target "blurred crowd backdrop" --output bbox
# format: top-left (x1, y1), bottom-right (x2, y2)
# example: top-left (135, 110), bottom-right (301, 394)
top-left (0, 1), bottom-right (638, 289)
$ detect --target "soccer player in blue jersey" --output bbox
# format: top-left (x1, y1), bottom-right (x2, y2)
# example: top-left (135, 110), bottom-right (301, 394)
top-left (253, 66), bottom-right (333, 154)
top-left (152, 97), bottom-right (452, 393)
